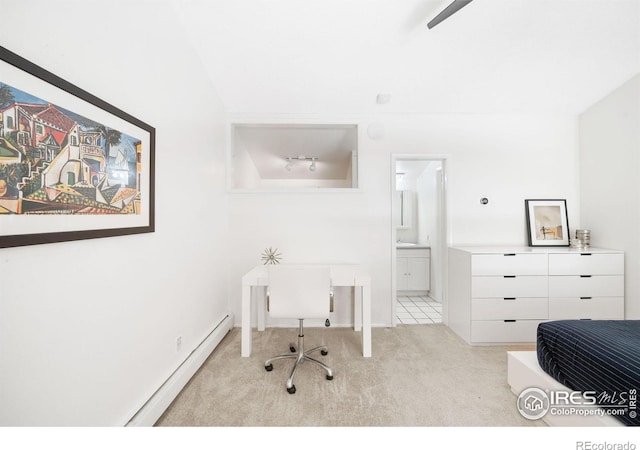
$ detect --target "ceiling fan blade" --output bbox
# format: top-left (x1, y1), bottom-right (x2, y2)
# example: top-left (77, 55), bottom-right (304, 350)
top-left (427, 0), bottom-right (473, 29)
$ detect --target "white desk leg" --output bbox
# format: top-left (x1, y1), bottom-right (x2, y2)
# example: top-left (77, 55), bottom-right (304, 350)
top-left (257, 286), bottom-right (266, 331)
top-left (362, 283), bottom-right (371, 357)
top-left (354, 286), bottom-right (362, 332)
top-left (241, 285), bottom-right (251, 357)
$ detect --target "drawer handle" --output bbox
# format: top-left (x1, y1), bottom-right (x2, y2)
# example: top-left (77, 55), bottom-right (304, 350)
top-left (580, 296), bottom-right (592, 300)
top-left (580, 318), bottom-right (592, 320)
top-left (503, 275), bottom-right (516, 278)
top-left (503, 297), bottom-right (516, 301)
top-left (580, 275), bottom-right (592, 278)
top-left (503, 253), bottom-right (516, 256)
top-left (504, 319), bottom-right (516, 323)
top-left (580, 253), bottom-right (592, 256)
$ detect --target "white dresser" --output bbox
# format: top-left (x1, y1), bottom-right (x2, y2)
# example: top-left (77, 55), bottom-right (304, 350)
top-left (448, 246), bottom-right (624, 345)
top-left (548, 252), bottom-right (624, 320)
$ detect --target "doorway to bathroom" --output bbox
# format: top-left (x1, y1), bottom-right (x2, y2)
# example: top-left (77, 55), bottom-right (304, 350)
top-left (391, 155), bottom-right (448, 326)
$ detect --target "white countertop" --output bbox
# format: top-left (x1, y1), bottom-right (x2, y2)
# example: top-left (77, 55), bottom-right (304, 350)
top-left (396, 243), bottom-right (430, 249)
top-left (449, 246), bottom-right (622, 254)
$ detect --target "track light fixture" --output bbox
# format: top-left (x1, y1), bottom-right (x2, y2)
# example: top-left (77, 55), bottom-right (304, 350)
top-left (283, 155), bottom-right (319, 172)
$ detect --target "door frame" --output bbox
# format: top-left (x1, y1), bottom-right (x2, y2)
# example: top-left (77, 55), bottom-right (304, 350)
top-left (390, 154), bottom-right (452, 326)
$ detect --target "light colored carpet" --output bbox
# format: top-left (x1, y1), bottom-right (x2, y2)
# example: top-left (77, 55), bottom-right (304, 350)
top-left (155, 324), bottom-right (544, 427)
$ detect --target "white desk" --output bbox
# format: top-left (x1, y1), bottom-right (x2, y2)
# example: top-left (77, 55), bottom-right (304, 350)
top-left (241, 264), bottom-right (372, 358)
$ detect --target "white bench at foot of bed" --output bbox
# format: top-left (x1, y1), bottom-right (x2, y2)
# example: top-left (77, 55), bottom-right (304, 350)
top-left (507, 351), bottom-right (622, 427)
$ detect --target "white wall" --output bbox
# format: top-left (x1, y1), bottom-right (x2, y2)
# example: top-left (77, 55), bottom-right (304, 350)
top-left (227, 113), bottom-right (579, 326)
top-left (417, 161), bottom-right (442, 301)
top-left (0, 1), bottom-right (229, 425)
top-left (579, 74), bottom-right (640, 319)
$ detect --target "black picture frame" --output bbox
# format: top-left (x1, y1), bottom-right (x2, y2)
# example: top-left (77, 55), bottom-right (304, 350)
top-left (525, 199), bottom-right (570, 247)
top-left (0, 45), bottom-right (155, 248)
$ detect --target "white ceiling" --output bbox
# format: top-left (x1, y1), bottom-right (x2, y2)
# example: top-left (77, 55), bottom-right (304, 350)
top-left (174, 0), bottom-right (640, 115)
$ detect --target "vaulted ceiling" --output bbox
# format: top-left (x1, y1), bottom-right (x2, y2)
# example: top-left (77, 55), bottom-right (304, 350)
top-left (174, 0), bottom-right (640, 115)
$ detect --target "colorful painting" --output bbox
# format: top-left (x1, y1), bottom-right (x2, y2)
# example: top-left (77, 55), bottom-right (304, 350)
top-left (525, 199), bottom-right (570, 247)
top-left (0, 45), bottom-right (154, 248)
top-left (0, 83), bottom-right (141, 215)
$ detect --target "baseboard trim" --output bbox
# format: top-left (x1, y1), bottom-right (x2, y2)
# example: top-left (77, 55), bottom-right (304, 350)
top-left (125, 313), bottom-right (234, 427)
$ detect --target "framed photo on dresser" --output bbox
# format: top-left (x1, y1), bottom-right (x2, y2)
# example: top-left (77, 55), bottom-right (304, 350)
top-left (525, 199), bottom-right (570, 247)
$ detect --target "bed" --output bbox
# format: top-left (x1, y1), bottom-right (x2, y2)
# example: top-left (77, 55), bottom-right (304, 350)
top-left (508, 320), bottom-right (640, 426)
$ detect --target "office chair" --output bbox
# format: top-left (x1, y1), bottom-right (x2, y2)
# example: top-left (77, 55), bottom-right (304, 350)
top-left (264, 265), bottom-right (334, 394)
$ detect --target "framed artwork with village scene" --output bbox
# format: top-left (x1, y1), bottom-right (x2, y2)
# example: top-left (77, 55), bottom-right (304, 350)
top-left (0, 46), bottom-right (155, 248)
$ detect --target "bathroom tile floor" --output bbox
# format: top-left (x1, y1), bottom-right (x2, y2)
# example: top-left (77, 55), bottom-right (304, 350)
top-left (396, 295), bottom-right (442, 324)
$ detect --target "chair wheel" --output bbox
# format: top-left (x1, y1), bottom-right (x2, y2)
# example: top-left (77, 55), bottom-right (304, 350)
top-left (287, 385), bottom-right (296, 394)
top-left (326, 375), bottom-right (333, 381)
top-left (321, 350), bottom-right (328, 356)
top-left (289, 346), bottom-right (296, 353)
top-left (265, 364), bottom-right (273, 372)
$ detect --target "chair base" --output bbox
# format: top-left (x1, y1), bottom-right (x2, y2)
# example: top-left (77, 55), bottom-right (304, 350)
top-left (265, 320), bottom-right (333, 394)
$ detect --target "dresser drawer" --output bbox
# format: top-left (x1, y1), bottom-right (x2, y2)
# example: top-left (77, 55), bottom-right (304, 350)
top-left (471, 320), bottom-right (542, 343)
top-left (548, 275), bottom-right (624, 297)
top-left (471, 253), bottom-right (547, 276)
top-left (548, 253), bottom-right (623, 275)
top-left (471, 276), bottom-right (548, 298)
top-left (472, 297), bottom-right (548, 320)
top-left (548, 297), bottom-right (624, 320)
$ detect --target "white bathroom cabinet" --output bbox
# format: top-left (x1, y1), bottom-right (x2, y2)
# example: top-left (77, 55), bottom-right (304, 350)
top-left (397, 247), bottom-right (430, 292)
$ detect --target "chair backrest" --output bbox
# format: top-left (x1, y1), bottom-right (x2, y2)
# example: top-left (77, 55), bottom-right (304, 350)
top-left (267, 265), bottom-right (331, 319)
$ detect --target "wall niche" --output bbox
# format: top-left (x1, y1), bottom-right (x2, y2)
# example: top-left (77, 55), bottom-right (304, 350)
top-left (230, 123), bottom-right (358, 190)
